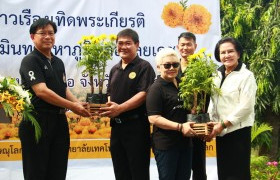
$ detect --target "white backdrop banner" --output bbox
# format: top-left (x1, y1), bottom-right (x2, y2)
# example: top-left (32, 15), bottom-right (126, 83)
top-left (0, 1), bottom-right (220, 179)
top-left (0, 0), bottom-right (221, 96)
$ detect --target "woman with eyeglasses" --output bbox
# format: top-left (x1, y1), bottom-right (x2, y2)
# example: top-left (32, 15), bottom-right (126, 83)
top-left (146, 48), bottom-right (196, 180)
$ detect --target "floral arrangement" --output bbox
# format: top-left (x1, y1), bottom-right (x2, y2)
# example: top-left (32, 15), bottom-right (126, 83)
top-left (161, 0), bottom-right (212, 34)
top-left (179, 48), bottom-right (220, 114)
top-left (251, 156), bottom-right (280, 179)
top-left (77, 33), bottom-right (117, 94)
top-left (0, 76), bottom-right (41, 142)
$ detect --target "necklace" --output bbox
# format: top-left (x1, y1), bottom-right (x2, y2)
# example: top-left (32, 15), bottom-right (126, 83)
top-left (225, 70), bottom-right (232, 75)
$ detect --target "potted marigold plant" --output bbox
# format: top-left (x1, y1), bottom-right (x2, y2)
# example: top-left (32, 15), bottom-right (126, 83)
top-left (0, 76), bottom-right (41, 142)
top-left (179, 48), bottom-right (220, 131)
top-left (77, 33), bottom-right (116, 104)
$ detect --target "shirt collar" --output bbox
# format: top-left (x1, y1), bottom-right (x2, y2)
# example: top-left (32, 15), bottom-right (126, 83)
top-left (34, 47), bottom-right (55, 62)
top-left (218, 60), bottom-right (242, 73)
top-left (116, 55), bottom-right (139, 69)
top-left (157, 76), bottom-right (180, 86)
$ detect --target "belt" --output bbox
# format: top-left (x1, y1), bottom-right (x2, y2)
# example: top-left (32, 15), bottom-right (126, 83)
top-left (110, 114), bottom-right (141, 126)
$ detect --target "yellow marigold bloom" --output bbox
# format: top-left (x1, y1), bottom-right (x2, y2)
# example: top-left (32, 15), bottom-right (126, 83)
top-left (99, 34), bottom-right (107, 41)
top-left (199, 48), bottom-right (206, 54)
top-left (198, 53), bottom-right (204, 59)
top-left (89, 35), bottom-right (95, 40)
top-left (183, 4), bottom-right (212, 34)
top-left (91, 37), bottom-right (99, 44)
top-left (77, 40), bottom-right (83, 45)
top-left (188, 54), bottom-right (196, 61)
top-left (161, 2), bottom-right (184, 28)
top-left (81, 35), bottom-right (88, 42)
top-left (109, 34), bottom-right (117, 41)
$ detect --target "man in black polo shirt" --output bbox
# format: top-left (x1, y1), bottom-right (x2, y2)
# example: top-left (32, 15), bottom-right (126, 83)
top-left (177, 32), bottom-right (208, 180)
top-left (101, 28), bottom-right (155, 180)
top-left (19, 18), bottom-right (90, 180)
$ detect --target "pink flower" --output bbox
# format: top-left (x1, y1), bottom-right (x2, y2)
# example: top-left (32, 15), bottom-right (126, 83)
top-left (272, 161), bottom-right (278, 166)
top-left (267, 161), bottom-right (279, 166)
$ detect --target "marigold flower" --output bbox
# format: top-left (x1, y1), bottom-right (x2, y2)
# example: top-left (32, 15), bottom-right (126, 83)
top-left (81, 35), bottom-right (88, 41)
top-left (92, 37), bottom-right (100, 44)
top-left (109, 34), bottom-right (117, 41)
top-left (77, 40), bottom-right (83, 45)
top-left (161, 2), bottom-right (184, 28)
top-left (99, 34), bottom-right (107, 41)
top-left (188, 54), bottom-right (196, 61)
top-left (199, 48), bottom-right (206, 54)
top-left (183, 4), bottom-right (212, 34)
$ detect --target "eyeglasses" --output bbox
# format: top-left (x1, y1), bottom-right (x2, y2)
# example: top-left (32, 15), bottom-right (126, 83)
top-left (161, 63), bottom-right (180, 69)
top-left (117, 41), bottom-right (133, 47)
top-left (35, 32), bottom-right (55, 37)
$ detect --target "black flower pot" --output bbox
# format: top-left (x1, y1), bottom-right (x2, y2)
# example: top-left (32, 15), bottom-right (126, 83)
top-left (186, 113), bottom-right (210, 123)
top-left (86, 93), bottom-right (108, 104)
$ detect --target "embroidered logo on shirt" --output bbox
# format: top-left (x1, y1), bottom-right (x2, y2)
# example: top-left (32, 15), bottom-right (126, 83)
top-left (129, 72), bottom-right (136, 79)
top-left (28, 71), bottom-right (36, 81)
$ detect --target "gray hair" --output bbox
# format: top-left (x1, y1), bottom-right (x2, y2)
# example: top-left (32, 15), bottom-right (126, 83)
top-left (155, 48), bottom-right (180, 66)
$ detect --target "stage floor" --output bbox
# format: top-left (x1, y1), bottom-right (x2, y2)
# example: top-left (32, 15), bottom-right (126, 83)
top-left (0, 158), bottom-right (218, 180)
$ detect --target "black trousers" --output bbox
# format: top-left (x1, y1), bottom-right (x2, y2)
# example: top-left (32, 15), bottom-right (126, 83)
top-left (192, 138), bottom-right (207, 180)
top-left (19, 111), bottom-right (70, 180)
top-left (110, 117), bottom-right (151, 180)
top-left (216, 127), bottom-right (251, 180)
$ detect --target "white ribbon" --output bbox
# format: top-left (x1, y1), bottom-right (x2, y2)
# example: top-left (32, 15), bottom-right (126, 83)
top-left (28, 71), bottom-right (36, 81)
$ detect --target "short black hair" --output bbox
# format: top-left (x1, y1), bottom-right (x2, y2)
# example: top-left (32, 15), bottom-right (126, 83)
top-left (117, 28), bottom-right (139, 44)
top-left (29, 18), bottom-right (57, 34)
top-left (214, 37), bottom-right (243, 62)
top-left (178, 32), bottom-right (196, 43)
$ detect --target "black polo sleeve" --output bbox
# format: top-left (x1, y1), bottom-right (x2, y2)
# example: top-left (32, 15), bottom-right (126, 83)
top-left (136, 61), bottom-right (156, 93)
top-left (146, 81), bottom-right (163, 116)
top-left (20, 55), bottom-right (45, 88)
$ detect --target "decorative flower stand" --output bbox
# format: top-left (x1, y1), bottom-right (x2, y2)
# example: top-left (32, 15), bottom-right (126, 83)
top-left (0, 105), bottom-right (12, 123)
